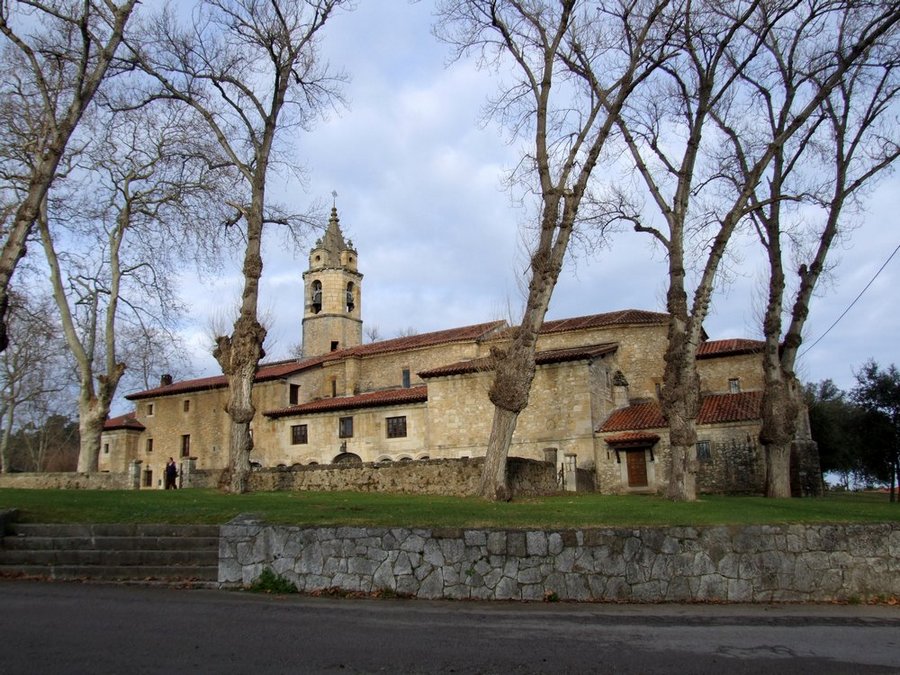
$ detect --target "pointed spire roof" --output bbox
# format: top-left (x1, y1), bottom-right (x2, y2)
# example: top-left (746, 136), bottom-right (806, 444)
top-left (322, 206), bottom-right (349, 254)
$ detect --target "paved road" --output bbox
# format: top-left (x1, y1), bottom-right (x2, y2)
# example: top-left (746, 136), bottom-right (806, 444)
top-left (1, 579), bottom-right (898, 674)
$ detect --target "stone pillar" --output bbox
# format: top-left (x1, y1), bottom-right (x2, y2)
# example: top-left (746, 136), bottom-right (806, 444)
top-left (542, 447), bottom-right (558, 465)
top-left (564, 453), bottom-right (578, 492)
top-left (127, 460), bottom-right (142, 490)
top-left (180, 457), bottom-right (196, 489)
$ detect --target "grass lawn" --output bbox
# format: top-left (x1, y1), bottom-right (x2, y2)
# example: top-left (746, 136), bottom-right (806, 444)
top-left (0, 488), bottom-right (896, 528)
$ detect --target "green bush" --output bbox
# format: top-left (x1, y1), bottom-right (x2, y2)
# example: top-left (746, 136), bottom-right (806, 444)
top-left (248, 567), bottom-right (298, 594)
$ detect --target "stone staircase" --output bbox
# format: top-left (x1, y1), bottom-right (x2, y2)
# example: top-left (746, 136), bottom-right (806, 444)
top-left (0, 523), bottom-right (220, 584)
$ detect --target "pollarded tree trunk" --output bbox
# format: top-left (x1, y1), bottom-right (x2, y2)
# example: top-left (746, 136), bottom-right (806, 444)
top-left (661, 353), bottom-right (700, 502)
top-left (478, 227), bottom-right (565, 501)
top-left (77, 399), bottom-right (107, 473)
top-left (214, 202), bottom-right (267, 494)
top-left (479, 329), bottom-right (539, 501)
top-left (658, 256), bottom-right (702, 502)
top-left (0, 403), bottom-right (15, 474)
top-left (479, 407), bottom-right (520, 501)
top-left (760, 378), bottom-right (800, 498)
top-left (76, 366), bottom-right (125, 473)
top-left (215, 316), bottom-right (266, 494)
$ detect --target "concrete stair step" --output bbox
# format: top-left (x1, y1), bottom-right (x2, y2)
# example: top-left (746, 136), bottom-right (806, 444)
top-left (0, 549), bottom-right (218, 566)
top-left (0, 563), bottom-right (218, 581)
top-left (7, 524), bottom-right (219, 538)
top-left (1, 535), bottom-right (219, 551)
top-left (0, 522), bottom-right (222, 583)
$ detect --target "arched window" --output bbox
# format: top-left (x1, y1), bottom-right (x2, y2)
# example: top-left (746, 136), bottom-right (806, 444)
top-left (345, 282), bottom-right (355, 313)
top-left (311, 280), bottom-right (322, 314)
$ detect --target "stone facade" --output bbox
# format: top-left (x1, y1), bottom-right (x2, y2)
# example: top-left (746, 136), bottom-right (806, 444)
top-left (219, 519), bottom-right (900, 602)
top-left (102, 208), bottom-right (815, 495)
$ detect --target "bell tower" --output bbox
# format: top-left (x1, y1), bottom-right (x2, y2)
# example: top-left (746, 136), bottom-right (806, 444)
top-left (301, 205), bottom-right (363, 358)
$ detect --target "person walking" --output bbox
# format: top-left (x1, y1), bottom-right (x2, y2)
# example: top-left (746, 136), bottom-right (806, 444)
top-left (165, 457), bottom-right (178, 490)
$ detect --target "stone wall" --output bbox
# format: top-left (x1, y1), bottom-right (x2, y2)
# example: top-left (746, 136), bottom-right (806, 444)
top-left (219, 520), bottom-right (900, 602)
top-left (0, 472), bottom-right (131, 490)
top-left (237, 457), bottom-right (561, 497)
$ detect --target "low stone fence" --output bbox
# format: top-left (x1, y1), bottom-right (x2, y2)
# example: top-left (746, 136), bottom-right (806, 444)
top-left (246, 457), bottom-right (563, 497)
top-left (175, 457), bottom-right (581, 497)
top-left (220, 519), bottom-right (899, 603)
top-left (0, 472), bottom-right (131, 490)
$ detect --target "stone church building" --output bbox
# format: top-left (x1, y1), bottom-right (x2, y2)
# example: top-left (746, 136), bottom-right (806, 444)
top-left (102, 207), bottom-right (795, 494)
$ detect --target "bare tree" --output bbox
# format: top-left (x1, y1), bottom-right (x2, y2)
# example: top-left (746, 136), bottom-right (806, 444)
top-left (436, 0), bottom-right (673, 500)
top-left (38, 100), bottom-right (227, 472)
top-left (0, 290), bottom-right (72, 473)
top-left (616, 0), bottom-right (900, 500)
top-left (736, 37), bottom-right (900, 497)
top-left (364, 325), bottom-right (382, 344)
top-left (0, 0), bottom-right (137, 353)
top-left (133, 0), bottom-right (350, 492)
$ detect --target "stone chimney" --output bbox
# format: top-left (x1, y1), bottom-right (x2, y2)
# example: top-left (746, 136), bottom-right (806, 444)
top-left (160, 373), bottom-right (173, 387)
top-left (612, 370), bottom-right (629, 408)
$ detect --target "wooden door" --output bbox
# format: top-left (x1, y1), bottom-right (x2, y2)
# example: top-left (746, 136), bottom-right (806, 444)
top-left (626, 450), bottom-right (648, 487)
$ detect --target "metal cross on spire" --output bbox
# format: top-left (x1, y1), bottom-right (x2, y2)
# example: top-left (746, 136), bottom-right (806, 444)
top-left (332, 190), bottom-right (338, 207)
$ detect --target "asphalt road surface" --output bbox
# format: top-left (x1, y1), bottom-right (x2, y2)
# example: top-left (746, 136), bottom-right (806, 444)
top-left (1, 579), bottom-right (898, 674)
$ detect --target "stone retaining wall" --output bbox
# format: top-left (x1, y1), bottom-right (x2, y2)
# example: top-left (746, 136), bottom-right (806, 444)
top-left (183, 457), bottom-right (579, 497)
top-left (219, 519), bottom-right (899, 602)
top-left (0, 472), bottom-right (131, 490)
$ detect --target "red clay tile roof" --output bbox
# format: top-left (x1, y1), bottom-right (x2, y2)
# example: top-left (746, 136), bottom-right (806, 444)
top-left (265, 385), bottom-right (428, 418)
top-left (125, 322), bottom-right (505, 401)
top-left (697, 338), bottom-right (763, 359)
top-left (418, 343), bottom-right (618, 379)
top-left (604, 431), bottom-right (661, 446)
top-left (103, 413), bottom-right (145, 431)
top-left (698, 390), bottom-right (763, 424)
top-left (600, 401), bottom-right (666, 432)
top-left (125, 358), bottom-right (325, 401)
top-left (540, 309), bottom-right (668, 334)
top-left (327, 321), bottom-right (506, 361)
top-left (598, 391), bottom-right (763, 433)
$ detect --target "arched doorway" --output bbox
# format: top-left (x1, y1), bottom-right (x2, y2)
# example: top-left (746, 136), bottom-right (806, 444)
top-left (332, 452), bottom-right (362, 465)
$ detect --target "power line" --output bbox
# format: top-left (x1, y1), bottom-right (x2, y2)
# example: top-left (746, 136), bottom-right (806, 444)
top-left (799, 242), bottom-right (900, 358)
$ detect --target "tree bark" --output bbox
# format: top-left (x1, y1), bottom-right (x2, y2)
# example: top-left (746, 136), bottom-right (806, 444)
top-left (478, 406), bottom-right (519, 501)
top-left (214, 207), bottom-right (266, 494)
top-left (0, 403), bottom-right (15, 474)
top-left (661, 341), bottom-right (700, 502)
top-left (77, 398), bottom-right (107, 473)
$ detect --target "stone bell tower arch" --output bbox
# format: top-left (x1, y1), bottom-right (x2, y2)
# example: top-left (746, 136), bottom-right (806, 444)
top-left (301, 205), bottom-right (363, 358)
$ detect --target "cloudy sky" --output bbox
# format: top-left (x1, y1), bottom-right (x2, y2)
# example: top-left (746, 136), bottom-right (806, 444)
top-left (173, 0), bottom-right (899, 395)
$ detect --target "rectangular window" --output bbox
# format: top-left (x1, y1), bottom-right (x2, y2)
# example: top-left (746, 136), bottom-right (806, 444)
top-left (146, 438), bottom-right (153, 453)
top-left (181, 434), bottom-right (191, 458)
top-left (291, 424), bottom-right (308, 445)
top-left (147, 402), bottom-right (154, 416)
top-left (338, 416), bottom-right (353, 439)
top-left (183, 399), bottom-right (191, 413)
top-left (401, 368), bottom-right (411, 389)
top-left (289, 384), bottom-right (300, 406)
top-left (386, 416), bottom-right (407, 438)
top-left (331, 378), bottom-right (337, 398)
top-left (728, 378), bottom-right (741, 394)
top-left (103, 443), bottom-right (109, 455)
top-left (330, 340), bottom-right (339, 352)
top-left (696, 440), bottom-right (712, 461)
